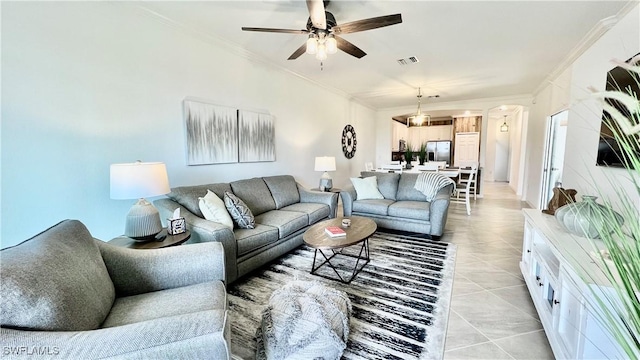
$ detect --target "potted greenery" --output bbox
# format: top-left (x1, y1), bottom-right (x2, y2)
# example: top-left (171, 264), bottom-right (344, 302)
top-left (418, 142), bottom-right (428, 165)
top-left (404, 143), bottom-right (414, 169)
top-left (578, 55), bottom-right (640, 358)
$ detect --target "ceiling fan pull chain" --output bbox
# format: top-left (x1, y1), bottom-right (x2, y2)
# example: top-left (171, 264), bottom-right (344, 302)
top-left (321, 61), bottom-right (324, 71)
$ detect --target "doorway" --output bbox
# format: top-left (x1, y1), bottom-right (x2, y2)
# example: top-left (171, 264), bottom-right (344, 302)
top-left (540, 110), bottom-right (568, 209)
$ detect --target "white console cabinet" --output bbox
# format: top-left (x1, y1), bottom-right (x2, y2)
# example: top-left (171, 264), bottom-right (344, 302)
top-left (521, 209), bottom-right (629, 359)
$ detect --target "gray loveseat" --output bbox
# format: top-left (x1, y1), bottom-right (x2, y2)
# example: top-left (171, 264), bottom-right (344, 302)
top-left (155, 175), bottom-right (338, 284)
top-left (340, 171), bottom-right (453, 238)
top-left (1, 220), bottom-right (230, 359)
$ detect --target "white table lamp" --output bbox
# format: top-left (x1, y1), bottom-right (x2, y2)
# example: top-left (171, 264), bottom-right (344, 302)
top-left (314, 156), bottom-right (336, 191)
top-left (110, 161), bottom-right (170, 241)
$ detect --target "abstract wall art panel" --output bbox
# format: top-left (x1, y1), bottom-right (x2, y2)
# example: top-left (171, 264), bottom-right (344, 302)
top-left (238, 110), bottom-right (275, 163)
top-left (184, 100), bottom-right (238, 165)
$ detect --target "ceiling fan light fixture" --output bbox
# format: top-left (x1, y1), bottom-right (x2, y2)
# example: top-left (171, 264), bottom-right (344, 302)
top-left (306, 34), bottom-right (318, 54)
top-left (326, 34), bottom-right (337, 54)
top-left (316, 43), bottom-right (327, 61)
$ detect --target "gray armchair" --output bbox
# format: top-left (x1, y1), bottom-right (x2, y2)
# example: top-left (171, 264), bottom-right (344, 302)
top-left (1, 220), bottom-right (230, 359)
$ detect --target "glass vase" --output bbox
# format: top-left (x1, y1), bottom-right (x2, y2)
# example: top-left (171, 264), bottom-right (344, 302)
top-left (554, 195), bottom-right (624, 239)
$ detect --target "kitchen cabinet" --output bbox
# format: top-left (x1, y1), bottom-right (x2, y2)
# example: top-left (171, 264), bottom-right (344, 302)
top-left (392, 124), bottom-right (452, 151)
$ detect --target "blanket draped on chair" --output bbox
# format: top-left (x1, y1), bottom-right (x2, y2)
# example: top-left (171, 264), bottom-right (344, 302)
top-left (414, 172), bottom-right (456, 201)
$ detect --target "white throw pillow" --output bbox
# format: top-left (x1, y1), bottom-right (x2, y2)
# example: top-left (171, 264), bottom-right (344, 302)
top-left (199, 190), bottom-right (234, 229)
top-left (350, 176), bottom-right (385, 200)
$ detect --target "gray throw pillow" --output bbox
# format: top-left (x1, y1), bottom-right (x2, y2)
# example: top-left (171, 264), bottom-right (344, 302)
top-left (224, 192), bottom-right (255, 229)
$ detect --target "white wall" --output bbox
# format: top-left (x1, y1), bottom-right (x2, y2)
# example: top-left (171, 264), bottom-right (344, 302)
top-left (484, 116), bottom-right (498, 181)
top-left (523, 3), bottom-right (639, 210)
top-left (508, 107), bottom-right (525, 194)
top-left (563, 4), bottom-right (640, 211)
top-left (1, 2), bottom-right (376, 247)
top-left (494, 118), bottom-right (511, 182)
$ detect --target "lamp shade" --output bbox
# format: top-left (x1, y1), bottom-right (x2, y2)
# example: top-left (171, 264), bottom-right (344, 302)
top-left (110, 162), bottom-right (170, 199)
top-left (314, 156), bottom-right (336, 172)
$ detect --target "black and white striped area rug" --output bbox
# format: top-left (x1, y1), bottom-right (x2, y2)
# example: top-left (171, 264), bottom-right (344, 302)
top-left (228, 232), bottom-right (457, 360)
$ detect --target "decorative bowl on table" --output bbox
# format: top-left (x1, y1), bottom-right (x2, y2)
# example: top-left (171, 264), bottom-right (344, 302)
top-left (554, 195), bottom-right (624, 239)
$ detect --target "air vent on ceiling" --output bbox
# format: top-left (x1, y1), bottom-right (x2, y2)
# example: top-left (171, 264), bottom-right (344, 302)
top-left (397, 56), bottom-right (419, 65)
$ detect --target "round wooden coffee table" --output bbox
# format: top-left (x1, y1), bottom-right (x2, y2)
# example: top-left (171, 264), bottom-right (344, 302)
top-left (303, 216), bottom-right (377, 283)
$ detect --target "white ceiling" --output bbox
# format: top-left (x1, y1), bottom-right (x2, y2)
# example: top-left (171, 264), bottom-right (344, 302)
top-left (137, 0), bottom-right (631, 110)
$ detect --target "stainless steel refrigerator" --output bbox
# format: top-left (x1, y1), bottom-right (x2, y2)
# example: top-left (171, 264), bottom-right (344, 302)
top-left (426, 140), bottom-right (452, 165)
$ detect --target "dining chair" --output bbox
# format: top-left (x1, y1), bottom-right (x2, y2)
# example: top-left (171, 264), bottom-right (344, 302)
top-left (416, 163), bottom-right (439, 171)
top-left (457, 160), bottom-right (479, 169)
top-left (458, 162), bottom-right (479, 200)
top-left (365, 162), bottom-right (374, 171)
top-left (433, 161), bottom-right (447, 169)
top-left (451, 166), bottom-right (476, 215)
top-left (379, 164), bottom-right (403, 173)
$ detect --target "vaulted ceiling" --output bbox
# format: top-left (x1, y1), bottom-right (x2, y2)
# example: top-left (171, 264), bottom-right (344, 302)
top-left (137, 1), bottom-right (632, 110)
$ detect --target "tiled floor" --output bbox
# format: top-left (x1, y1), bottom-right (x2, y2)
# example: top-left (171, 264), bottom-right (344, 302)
top-left (443, 182), bottom-right (555, 359)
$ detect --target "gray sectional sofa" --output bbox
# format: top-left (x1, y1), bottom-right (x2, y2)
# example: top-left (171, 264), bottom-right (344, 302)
top-left (155, 175), bottom-right (338, 284)
top-left (340, 171), bottom-right (453, 238)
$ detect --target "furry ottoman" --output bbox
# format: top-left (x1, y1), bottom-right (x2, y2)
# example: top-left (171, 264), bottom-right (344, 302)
top-left (255, 280), bottom-right (352, 360)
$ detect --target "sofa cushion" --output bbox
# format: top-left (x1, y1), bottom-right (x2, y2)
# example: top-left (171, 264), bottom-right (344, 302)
top-left (224, 192), bottom-right (256, 229)
top-left (388, 201), bottom-right (431, 221)
top-left (102, 281), bottom-right (226, 328)
top-left (350, 176), bottom-right (384, 200)
top-left (263, 175), bottom-right (301, 209)
top-left (360, 171), bottom-right (400, 200)
top-left (231, 178), bottom-right (277, 216)
top-left (0, 220), bottom-right (115, 331)
top-left (235, 224), bottom-right (280, 256)
top-left (281, 203), bottom-right (330, 225)
top-left (396, 173), bottom-right (428, 201)
top-left (168, 183), bottom-right (232, 218)
top-left (199, 190), bottom-right (234, 229)
top-left (254, 210), bottom-right (308, 238)
top-left (352, 199), bottom-right (395, 216)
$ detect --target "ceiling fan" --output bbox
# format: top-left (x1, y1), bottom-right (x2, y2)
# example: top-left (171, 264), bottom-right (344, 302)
top-left (241, 0), bottom-right (402, 60)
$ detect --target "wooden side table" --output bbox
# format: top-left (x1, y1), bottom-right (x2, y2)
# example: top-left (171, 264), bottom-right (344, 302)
top-left (311, 187), bottom-right (342, 217)
top-left (108, 230), bottom-right (191, 249)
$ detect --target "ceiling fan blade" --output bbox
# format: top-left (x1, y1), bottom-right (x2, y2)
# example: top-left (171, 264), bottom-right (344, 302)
top-left (336, 36), bottom-right (366, 58)
top-left (287, 43), bottom-right (307, 60)
top-left (332, 14), bottom-right (402, 34)
top-left (242, 27), bottom-right (307, 34)
top-left (306, 0), bottom-right (326, 29)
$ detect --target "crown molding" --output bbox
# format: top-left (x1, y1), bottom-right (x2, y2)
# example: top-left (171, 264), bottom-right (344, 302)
top-left (117, 3), bottom-right (376, 111)
top-left (379, 93), bottom-right (533, 114)
top-left (532, 1), bottom-right (638, 96)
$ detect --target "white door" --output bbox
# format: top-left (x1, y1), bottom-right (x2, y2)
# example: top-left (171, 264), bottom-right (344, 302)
top-left (454, 132), bottom-right (480, 166)
top-left (540, 111), bottom-right (568, 209)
